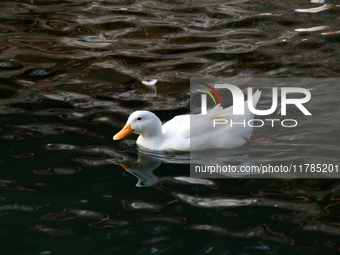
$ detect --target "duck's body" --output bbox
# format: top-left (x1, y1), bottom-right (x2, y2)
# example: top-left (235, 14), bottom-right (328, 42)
top-left (137, 114), bottom-right (190, 151)
top-left (114, 90), bottom-right (261, 152)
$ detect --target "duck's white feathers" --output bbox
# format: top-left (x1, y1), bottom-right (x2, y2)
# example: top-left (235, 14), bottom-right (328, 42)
top-left (134, 90), bottom-right (261, 151)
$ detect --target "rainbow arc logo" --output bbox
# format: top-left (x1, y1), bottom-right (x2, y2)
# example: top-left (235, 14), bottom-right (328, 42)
top-left (197, 82), bottom-right (223, 106)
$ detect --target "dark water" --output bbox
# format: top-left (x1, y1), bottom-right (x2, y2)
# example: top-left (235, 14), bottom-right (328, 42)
top-left (1, 0), bottom-right (340, 254)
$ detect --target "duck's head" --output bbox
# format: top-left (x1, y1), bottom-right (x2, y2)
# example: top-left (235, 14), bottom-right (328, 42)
top-left (113, 110), bottom-right (162, 140)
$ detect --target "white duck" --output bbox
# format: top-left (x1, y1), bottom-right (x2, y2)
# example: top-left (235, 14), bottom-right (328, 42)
top-left (113, 90), bottom-right (261, 151)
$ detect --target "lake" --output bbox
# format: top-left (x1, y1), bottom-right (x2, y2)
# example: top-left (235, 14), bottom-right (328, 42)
top-left (0, 0), bottom-right (340, 254)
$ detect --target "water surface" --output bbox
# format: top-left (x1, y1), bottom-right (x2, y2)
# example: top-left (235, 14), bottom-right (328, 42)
top-left (1, 0), bottom-right (340, 254)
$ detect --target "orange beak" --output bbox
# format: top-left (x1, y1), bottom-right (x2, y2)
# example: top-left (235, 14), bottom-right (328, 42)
top-left (113, 123), bottom-right (134, 140)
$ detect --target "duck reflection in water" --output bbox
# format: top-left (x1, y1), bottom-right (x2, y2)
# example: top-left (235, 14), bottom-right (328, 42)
top-left (115, 154), bottom-right (161, 187)
top-left (114, 149), bottom-right (258, 187)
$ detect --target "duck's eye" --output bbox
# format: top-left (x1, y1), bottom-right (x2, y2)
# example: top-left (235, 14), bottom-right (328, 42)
top-left (137, 117), bottom-right (142, 120)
